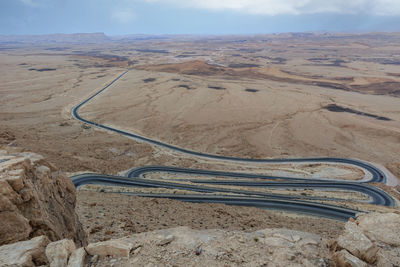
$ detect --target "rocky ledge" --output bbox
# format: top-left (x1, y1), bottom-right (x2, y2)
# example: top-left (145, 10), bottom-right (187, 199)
top-left (1, 212), bottom-right (399, 267)
top-left (0, 150), bottom-right (86, 246)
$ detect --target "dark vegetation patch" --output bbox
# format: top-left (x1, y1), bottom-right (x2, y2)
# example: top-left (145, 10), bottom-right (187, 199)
top-left (311, 81), bottom-right (348, 90)
top-left (208, 86), bottom-right (226, 90)
top-left (351, 82), bottom-right (400, 97)
top-left (269, 57), bottom-right (286, 64)
top-left (175, 54), bottom-right (207, 58)
top-left (143, 78), bottom-right (156, 83)
top-left (43, 95), bottom-right (52, 101)
top-left (245, 89), bottom-right (259, 93)
top-left (178, 85), bottom-right (191, 90)
top-left (136, 49), bottom-right (169, 54)
top-left (381, 61), bottom-right (400, 65)
top-left (171, 78), bottom-right (180, 81)
top-left (333, 77), bottom-right (354, 82)
top-left (238, 48), bottom-right (262, 53)
top-left (0, 46), bottom-right (18, 51)
top-left (308, 57), bottom-right (328, 61)
top-left (59, 122), bottom-right (70, 127)
top-left (324, 104), bottom-right (391, 121)
top-left (307, 58), bottom-right (346, 67)
top-left (255, 56), bottom-right (287, 64)
top-left (73, 51), bottom-right (128, 61)
top-left (228, 63), bottom-right (261, 68)
top-left (362, 58), bottom-right (400, 65)
top-left (28, 68), bottom-right (57, 72)
top-left (72, 51), bottom-right (136, 67)
top-left (44, 47), bottom-right (70, 51)
top-left (387, 73), bottom-right (400, 77)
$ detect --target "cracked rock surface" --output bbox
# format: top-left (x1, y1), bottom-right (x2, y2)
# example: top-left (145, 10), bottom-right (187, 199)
top-left (0, 150), bottom-right (87, 246)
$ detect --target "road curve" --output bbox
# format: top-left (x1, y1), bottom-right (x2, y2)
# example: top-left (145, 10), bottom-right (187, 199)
top-left (70, 70), bottom-right (395, 221)
top-left (71, 173), bottom-right (360, 221)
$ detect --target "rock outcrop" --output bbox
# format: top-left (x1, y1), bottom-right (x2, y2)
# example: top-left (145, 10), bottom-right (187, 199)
top-left (0, 150), bottom-right (86, 246)
top-left (333, 212), bottom-right (400, 267)
top-left (1, 212), bottom-right (399, 267)
top-left (0, 235), bottom-right (50, 267)
top-left (86, 239), bottom-right (135, 258)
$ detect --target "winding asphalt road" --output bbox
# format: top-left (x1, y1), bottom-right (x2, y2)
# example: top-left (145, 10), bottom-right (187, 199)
top-left (70, 70), bottom-right (395, 221)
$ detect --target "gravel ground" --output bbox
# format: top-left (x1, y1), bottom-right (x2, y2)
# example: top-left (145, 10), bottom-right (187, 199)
top-left (76, 190), bottom-right (345, 243)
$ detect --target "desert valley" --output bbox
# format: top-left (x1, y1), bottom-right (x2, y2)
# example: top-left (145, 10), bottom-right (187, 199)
top-left (1, 32), bottom-right (400, 266)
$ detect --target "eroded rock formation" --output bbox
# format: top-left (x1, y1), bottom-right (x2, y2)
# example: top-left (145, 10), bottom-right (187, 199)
top-left (0, 150), bottom-right (87, 246)
top-left (333, 212), bottom-right (400, 266)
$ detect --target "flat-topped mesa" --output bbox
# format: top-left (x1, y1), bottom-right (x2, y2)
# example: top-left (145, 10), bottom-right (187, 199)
top-left (0, 149), bottom-right (87, 246)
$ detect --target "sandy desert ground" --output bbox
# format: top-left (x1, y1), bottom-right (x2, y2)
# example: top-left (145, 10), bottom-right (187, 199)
top-left (1, 34), bottom-right (400, 178)
top-left (1, 35), bottom-right (399, 173)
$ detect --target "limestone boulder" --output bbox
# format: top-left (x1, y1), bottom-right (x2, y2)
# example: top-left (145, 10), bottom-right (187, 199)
top-left (86, 239), bottom-right (135, 258)
top-left (0, 235), bottom-right (50, 267)
top-left (0, 150), bottom-right (87, 246)
top-left (67, 247), bottom-right (87, 267)
top-left (356, 212), bottom-right (400, 246)
top-left (45, 239), bottom-right (76, 267)
top-left (336, 221), bottom-right (379, 263)
top-left (334, 212), bottom-right (400, 266)
top-left (332, 249), bottom-right (368, 267)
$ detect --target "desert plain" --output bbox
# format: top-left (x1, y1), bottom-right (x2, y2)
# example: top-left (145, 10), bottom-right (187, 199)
top-left (1, 33), bottom-right (400, 245)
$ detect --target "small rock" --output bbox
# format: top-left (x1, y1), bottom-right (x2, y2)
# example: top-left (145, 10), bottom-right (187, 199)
top-left (194, 246), bottom-right (202, 256)
top-left (133, 246), bottom-right (142, 254)
top-left (86, 239), bottom-right (134, 258)
top-left (90, 254), bottom-right (99, 265)
top-left (157, 235), bottom-right (175, 246)
top-left (45, 239), bottom-right (76, 267)
top-left (333, 249), bottom-right (368, 267)
top-left (67, 247), bottom-right (86, 267)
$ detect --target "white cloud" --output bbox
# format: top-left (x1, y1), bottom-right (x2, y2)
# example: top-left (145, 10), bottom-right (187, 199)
top-left (144, 0), bottom-right (400, 15)
top-left (111, 9), bottom-right (135, 23)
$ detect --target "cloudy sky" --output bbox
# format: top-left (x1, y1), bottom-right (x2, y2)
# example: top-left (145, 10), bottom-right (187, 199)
top-left (1, 0), bottom-right (400, 35)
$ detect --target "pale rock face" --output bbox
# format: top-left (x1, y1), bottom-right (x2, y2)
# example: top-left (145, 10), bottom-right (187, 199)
top-left (45, 239), bottom-right (76, 267)
top-left (336, 221), bottom-right (379, 263)
top-left (0, 235), bottom-right (50, 267)
top-left (333, 212), bottom-right (400, 266)
top-left (356, 212), bottom-right (400, 246)
top-left (67, 247), bottom-right (87, 267)
top-left (0, 151), bottom-right (87, 246)
top-left (332, 249), bottom-right (368, 267)
top-left (86, 239), bottom-right (135, 258)
top-left (256, 228), bottom-right (321, 256)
